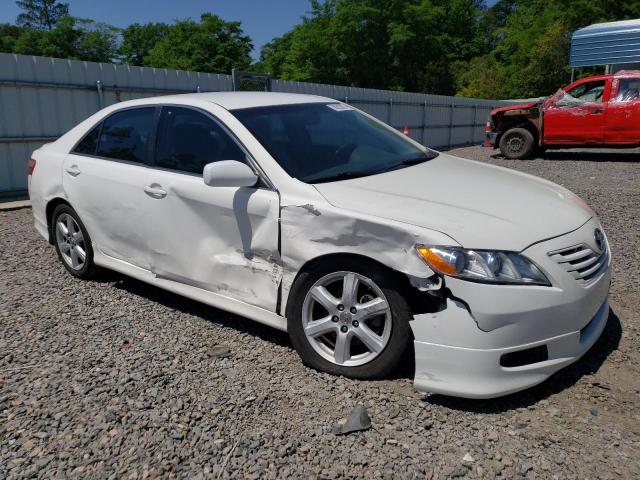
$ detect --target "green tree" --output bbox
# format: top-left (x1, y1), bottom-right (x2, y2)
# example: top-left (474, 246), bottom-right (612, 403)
top-left (258, 0), bottom-right (483, 94)
top-left (15, 0), bottom-right (69, 30)
top-left (144, 13), bottom-right (252, 73)
top-left (120, 22), bottom-right (169, 65)
top-left (0, 24), bottom-right (23, 52)
top-left (11, 16), bottom-right (118, 62)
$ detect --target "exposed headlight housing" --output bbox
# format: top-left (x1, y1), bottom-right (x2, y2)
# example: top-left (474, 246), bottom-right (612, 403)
top-left (416, 245), bottom-right (550, 286)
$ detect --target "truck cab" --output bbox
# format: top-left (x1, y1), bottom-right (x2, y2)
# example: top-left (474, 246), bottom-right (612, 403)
top-left (486, 71), bottom-right (640, 159)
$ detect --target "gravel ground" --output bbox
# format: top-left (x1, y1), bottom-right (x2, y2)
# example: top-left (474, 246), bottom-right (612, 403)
top-left (1, 145), bottom-right (639, 479)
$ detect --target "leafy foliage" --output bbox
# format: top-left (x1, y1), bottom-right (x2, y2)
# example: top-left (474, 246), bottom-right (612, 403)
top-left (9, 16), bottom-right (119, 62)
top-left (119, 23), bottom-right (169, 66)
top-left (16, 0), bottom-right (69, 30)
top-left (259, 0), bottom-right (640, 98)
top-left (143, 14), bottom-right (253, 73)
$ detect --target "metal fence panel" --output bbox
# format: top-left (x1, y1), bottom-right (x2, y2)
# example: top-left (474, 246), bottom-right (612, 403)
top-left (0, 53), bottom-right (504, 195)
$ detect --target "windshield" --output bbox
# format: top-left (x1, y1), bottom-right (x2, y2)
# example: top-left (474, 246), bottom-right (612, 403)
top-left (231, 102), bottom-right (438, 183)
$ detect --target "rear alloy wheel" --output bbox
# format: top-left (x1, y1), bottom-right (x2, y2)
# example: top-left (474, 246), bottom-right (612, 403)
top-left (499, 127), bottom-right (535, 160)
top-left (287, 259), bottom-right (412, 379)
top-left (52, 204), bottom-right (98, 279)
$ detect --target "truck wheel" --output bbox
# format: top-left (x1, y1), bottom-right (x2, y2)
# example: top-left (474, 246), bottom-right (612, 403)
top-left (499, 128), bottom-right (535, 160)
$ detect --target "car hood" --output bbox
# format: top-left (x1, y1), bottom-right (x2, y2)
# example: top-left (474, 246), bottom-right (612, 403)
top-left (490, 101), bottom-right (540, 115)
top-left (313, 154), bottom-right (593, 251)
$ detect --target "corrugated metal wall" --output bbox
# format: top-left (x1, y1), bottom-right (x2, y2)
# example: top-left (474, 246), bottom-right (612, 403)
top-left (571, 19), bottom-right (640, 68)
top-left (0, 53), bottom-right (503, 195)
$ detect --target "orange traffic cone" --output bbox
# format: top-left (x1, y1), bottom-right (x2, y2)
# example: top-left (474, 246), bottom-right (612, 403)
top-left (403, 126), bottom-right (409, 136)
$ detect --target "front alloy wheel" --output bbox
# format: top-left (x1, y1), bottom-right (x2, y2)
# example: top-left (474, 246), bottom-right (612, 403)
top-left (287, 259), bottom-right (412, 379)
top-left (302, 271), bottom-right (392, 366)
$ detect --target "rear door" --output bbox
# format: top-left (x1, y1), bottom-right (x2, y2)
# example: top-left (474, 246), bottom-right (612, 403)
top-left (62, 107), bottom-right (156, 269)
top-left (605, 76), bottom-right (640, 144)
top-left (142, 106), bottom-right (281, 312)
top-left (543, 79), bottom-right (610, 145)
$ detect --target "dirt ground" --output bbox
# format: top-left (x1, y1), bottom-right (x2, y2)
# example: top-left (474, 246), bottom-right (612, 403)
top-left (1, 145), bottom-right (639, 479)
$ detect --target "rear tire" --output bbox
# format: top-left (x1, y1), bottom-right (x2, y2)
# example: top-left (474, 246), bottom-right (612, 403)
top-left (499, 127), bottom-right (535, 159)
top-left (287, 258), bottom-right (412, 379)
top-left (52, 204), bottom-right (98, 279)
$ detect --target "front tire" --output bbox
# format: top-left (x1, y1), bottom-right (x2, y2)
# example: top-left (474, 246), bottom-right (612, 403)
top-left (52, 204), bottom-right (98, 279)
top-left (287, 258), bottom-right (412, 379)
top-left (499, 127), bottom-right (535, 159)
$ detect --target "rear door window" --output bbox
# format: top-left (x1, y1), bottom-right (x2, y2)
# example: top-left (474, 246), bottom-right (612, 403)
top-left (73, 123), bottom-right (101, 155)
top-left (614, 78), bottom-right (640, 102)
top-left (154, 106), bottom-right (245, 174)
top-left (96, 108), bottom-right (155, 163)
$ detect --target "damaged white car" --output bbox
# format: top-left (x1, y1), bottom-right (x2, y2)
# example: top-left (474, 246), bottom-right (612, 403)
top-left (28, 93), bottom-right (611, 398)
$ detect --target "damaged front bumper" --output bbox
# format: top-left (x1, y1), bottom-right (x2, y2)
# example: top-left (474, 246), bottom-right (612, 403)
top-left (410, 218), bottom-right (611, 399)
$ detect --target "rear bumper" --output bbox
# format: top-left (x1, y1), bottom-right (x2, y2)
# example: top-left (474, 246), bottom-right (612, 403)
top-left (413, 298), bottom-right (608, 398)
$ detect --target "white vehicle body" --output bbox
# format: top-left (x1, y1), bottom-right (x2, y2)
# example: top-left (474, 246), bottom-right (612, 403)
top-left (28, 92), bottom-right (611, 398)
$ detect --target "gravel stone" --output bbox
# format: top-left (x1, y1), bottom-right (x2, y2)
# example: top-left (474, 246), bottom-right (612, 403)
top-left (1, 145), bottom-right (639, 478)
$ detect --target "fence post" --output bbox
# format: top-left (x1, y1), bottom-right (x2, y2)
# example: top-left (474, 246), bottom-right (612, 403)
top-left (387, 98), bottom-right (393, 125)
top-left (447, 103), bottom-right (455, 149)
top-left (472, 104), bottom-right (478, 144)
top-left (96, 80), bottom-right (104, 109)
top-left (422, 100), bottom-right (428, 146)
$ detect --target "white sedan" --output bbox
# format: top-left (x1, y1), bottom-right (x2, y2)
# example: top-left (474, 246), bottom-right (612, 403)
top-left (27, 92), bottom-right (611, 398)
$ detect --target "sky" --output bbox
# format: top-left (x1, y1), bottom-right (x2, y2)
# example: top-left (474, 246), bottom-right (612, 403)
top-left (0, 0), bottom-right (314, 60)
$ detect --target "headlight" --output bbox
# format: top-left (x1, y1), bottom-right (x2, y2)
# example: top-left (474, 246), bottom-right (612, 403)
top-left (416, 245), bottom-right (550, 286)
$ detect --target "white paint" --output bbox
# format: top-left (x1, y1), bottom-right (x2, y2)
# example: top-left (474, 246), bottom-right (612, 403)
top-left (28, 92), bottom-right (611, 399)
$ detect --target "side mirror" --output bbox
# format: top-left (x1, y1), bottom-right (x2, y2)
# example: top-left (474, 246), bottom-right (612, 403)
top-left (203, 160), bottom-right (258, 188)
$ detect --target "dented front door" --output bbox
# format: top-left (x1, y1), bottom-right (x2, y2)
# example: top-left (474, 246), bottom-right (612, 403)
top-left (144, 169), bottom-right (281, 311)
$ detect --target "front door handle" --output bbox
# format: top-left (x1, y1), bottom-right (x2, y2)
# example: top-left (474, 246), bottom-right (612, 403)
top-left (65, 165), bottom-right (81, 177)
top-left (144, 184), bottom-right (167, 198)
top-left (591, 108), bottom-right (604, 115)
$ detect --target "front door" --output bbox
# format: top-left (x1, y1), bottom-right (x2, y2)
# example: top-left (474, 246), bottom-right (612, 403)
top-left (543, 79), bottom-right (609, 145)
top-left (605, 76), bottom-right (640, 144)
top-left (143, 106), bottom-right (281, 312)
top-left (63, 107), bottom-right (156, 269)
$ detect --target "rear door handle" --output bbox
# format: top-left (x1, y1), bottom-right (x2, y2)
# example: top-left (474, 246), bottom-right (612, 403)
top-left (591, 108), bottom-right (604, 114)
top-left (65, 166), bottom-right (81, 177)
top-left (144, 185), bottom-right (167, 198)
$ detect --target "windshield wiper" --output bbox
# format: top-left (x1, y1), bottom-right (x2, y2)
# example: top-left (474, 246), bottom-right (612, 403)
top-left (375, 153), bottom-right (438, 174)
top-left (307, 171), bottom-right (367, 184)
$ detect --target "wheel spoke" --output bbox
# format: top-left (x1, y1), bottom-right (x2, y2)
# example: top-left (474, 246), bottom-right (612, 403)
top-left (74, 245), bottom-right (86, 262)
top-left (56, 221), bottom-right (69, 237)
top-left (354, 324), bottom-right (384, 353)
top-left (59, 241), bottom-right (71, 253)
top-left (333, 332), bottom-right (351, 364)
top-left (72, 231), bottom-right (83, 243)
top-left (66, 215), bottom-right (75, 235)
top-left (304, 316), bottom-right (336, 337)
top-left (70, 246), bottom-right (80, 267)
top-left (356, 297), bottom-right (388, 321)
top-left (341, 272), bottom-right (359, 306)
top-left (310, 285), bottom-right (339, 313)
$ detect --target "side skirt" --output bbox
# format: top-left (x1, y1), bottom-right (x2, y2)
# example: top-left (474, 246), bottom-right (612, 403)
top-left (93, 250), bottom-right (288, 332)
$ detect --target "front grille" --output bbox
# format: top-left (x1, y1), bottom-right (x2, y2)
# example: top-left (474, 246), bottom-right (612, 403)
top-left (548, 243), bottom-right (608, 284)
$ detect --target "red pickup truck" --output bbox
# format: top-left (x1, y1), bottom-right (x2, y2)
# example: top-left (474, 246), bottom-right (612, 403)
top-left (485, 71), bottom-right (640, 159)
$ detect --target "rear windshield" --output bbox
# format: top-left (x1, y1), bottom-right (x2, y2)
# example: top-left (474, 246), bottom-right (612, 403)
top-left (231, 103), bottom-right (437, 183)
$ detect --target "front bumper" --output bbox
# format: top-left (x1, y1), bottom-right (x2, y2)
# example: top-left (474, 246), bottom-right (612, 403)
top-left (410, 218), bottom-right (611, 398)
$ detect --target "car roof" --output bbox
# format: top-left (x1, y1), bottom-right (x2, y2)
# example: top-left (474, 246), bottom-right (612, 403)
top-left (116, 91), bottom-right (337, 111)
